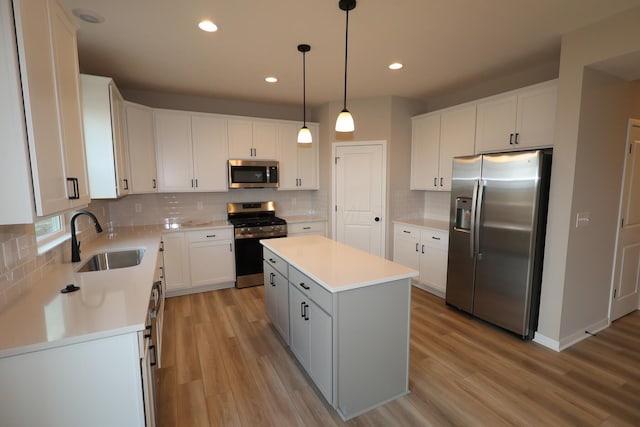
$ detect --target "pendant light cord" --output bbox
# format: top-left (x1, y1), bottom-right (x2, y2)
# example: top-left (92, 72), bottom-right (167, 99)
top-left (343, 8), bottom-right (349, 110)
top-left (303, 50), bottom-right (307, 126)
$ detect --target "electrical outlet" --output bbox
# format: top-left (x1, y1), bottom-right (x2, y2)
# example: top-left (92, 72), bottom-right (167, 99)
top-left (135, 203), bottom-right (142, 213)
top-left (576, 211), bottom-right (590, 228)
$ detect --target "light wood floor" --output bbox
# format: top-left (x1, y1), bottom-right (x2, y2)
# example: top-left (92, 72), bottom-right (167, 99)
top-left (157, 286), bottom-right (640, 426)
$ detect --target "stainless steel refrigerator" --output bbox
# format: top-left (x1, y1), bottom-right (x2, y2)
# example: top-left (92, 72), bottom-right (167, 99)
top-left (446, 149), bottom-right (552, 339)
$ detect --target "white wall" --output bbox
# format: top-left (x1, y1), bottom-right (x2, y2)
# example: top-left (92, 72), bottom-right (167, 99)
top-left (536, 6), bottom-right (640, 348)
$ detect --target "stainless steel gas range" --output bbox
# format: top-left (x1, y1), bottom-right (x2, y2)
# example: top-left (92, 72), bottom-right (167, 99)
top-left (227, 201), bottom-right (287, 288)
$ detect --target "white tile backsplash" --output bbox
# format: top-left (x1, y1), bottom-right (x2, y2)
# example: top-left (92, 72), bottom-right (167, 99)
top-left (0, 200), bottom-right (109, 312)
top-left (107, 190), bottom-right (329, 226)
top-left (424, 191), bottom-right (451, 222)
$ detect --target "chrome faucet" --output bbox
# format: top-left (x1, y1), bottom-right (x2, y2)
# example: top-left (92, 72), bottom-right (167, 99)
top-left (70, 210), bottom-right (103, 263)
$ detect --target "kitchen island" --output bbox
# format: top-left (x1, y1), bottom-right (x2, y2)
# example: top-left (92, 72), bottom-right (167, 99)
top-left (261, 235), bottom-right (418, 420)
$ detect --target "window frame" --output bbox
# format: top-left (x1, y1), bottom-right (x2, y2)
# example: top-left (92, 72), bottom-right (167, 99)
top-left (35, 213), bottom-right (69, 253)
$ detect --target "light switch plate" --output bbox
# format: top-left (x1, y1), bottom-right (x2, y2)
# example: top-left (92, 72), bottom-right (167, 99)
top-left (576, 211), bottom-right (590, 228)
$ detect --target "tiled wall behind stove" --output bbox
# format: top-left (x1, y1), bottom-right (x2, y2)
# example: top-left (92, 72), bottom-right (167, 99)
top-left (0, 200), bottom-right (110, 312)
top-left (107, 190), bottom-right (329, 227)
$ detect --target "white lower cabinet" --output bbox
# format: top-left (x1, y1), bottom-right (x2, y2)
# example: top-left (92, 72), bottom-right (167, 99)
top-left (393, 223), bottom-right (449, 295)
top-left (0, 332), bottom-right (150, 426)
top-left (264, 261), bottom-right (289, 344)
top-left (163, 228), bottom-right (235, 296)
top-left (287, 220), bottom-right (327, 237)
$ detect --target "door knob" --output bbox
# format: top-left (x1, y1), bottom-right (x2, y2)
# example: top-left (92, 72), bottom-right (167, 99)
top-left (374, 217), bottom-right (380, 222)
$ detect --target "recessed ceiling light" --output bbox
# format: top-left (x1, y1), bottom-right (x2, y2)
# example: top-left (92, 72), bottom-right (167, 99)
top-left (72, 9), bottom-right (104, 24)
top-left (265, 77), bottom-right (278, 83)
top-left (198, 20), bottom-right (218, 32)
top-left (389, 62), bottom-right (403, 70)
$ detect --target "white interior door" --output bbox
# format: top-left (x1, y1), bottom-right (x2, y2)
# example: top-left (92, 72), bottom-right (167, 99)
top-left (334, 142), bottom-right (386, 257)
top-left (611, 120), bottom-right (640, 321)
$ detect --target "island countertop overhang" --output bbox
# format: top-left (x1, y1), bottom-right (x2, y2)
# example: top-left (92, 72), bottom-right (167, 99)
top-left (260, 235), bottom-right (418, 293)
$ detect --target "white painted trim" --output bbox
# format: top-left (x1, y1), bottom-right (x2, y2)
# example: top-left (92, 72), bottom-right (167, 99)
top-left (535, 316), bottom-right (610, 351)
top-left (331, 140), bottom-right (388, 258)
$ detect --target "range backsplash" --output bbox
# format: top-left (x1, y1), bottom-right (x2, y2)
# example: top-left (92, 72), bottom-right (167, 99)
top-left (107, 189), bottom-right (329, 227)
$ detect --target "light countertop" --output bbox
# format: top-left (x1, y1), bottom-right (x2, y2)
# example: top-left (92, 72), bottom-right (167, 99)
top-left (282, 215), bottom-right (327, 224)
top-left (0, 227), bottom-right (163, 359)
top-left (261, 235), bottom-right (418, 293)
top-left (393, 218), bottom-right (449, 232)
top-left (161, 219), bottom-right (231, 231)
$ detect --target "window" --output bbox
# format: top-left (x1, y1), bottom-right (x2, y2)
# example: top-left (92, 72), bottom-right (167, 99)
top-left (35, 214), bottom-right (68, 252)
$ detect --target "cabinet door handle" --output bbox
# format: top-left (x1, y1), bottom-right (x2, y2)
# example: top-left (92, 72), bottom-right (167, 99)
top-left (440, 177), bottom-right (443, 187)
top-left (149, 344), bottom-right (157, 367)
top-left (304, 303), bottom-right (309, 321)
top-left (299, 282), bottom-right (310, 290)
top-left (194, 179), bottom-right (198, 188)
top-left (421, 244), bottom-right (425, 254)
top-left (123, 178), bottom-right (129, 190)
top-left (159, 266), bottom-right (164, 279)
top-left (509, 133), bottom-right (514, 145)
top-left (152, 179), bottom-right (157, 189)
top-left (206, 234), bottom-right (216, 238)
top-left (415, 243), bottom-right (419, 252)
top-left (67, 177), bottom-right (80, 200)
top-left (229, 242), bottom-right (232, 252)
top-left (270, 272), bottom-right (275, 286)
top-left (301, 301), bottom-right (305, 318)
top-left (191, 179), bottom-right (195, 188)
top-left (515, 133), bottom-right (520, 144)
top-left (433, 177), bottom-right (437, 187)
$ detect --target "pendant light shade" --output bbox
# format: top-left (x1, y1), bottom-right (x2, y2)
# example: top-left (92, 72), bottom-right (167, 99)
top-left (336, 0), bottom-right (356, 133)
top-left (297, 44), bottom-right (312, 144)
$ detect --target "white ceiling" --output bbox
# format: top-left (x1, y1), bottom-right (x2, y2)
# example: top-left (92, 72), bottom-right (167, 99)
top-left (60, 0), bottom-right (640, 107)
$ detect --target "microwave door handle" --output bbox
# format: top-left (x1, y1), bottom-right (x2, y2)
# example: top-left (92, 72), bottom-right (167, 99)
top-left (470, 179), bottom-right (479, 257)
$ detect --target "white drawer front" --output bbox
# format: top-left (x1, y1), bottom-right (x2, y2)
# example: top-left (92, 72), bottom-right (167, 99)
top-left (288, 221), bottom-right (326, 235)
top-left (394, 224), bottom-right (420, 238)
top-left (186, 228), bottom-right (233, 243)
top-left (423, 229), bottom-right (449, 249)
top-left (289, 266), bottom-right (332, 314)
top-left (263, 247), bottom-right (288, 277)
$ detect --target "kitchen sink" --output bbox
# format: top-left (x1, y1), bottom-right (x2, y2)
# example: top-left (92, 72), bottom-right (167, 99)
top-left (77, 249), bottom-right (145, 272)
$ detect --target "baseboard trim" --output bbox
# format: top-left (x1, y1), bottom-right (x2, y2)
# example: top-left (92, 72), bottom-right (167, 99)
top-left (166, 281), bottom-right (235, 297)
top-left (411, 282), bottom-right (445, 299)
top-left (533, 317), bottom-right (610, 351)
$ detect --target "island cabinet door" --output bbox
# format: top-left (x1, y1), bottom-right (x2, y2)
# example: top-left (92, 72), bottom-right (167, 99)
top-left (308, 302), bottom-right (332, 404)
top-left (264, 262), bottom-right (289, 344)
top-left (289, 283), bottom-right (310, 367)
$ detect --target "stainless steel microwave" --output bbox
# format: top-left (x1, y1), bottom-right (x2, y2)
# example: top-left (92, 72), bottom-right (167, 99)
top-left (228, 160), bottom-right (279, 189)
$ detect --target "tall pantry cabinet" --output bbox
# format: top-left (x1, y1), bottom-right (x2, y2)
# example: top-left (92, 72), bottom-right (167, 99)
top-left (1, 0), bottom-right (89, 223)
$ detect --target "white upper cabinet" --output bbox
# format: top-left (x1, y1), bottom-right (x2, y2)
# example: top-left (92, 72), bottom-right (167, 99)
top-left (228, 119), bottom-right (278, 159)
top-left (125, 102), bottom-right (157, 193)
top-left (191, 114), bottom-right (229, 192)
top-left (475, 80), bottom-right (557, 153)
top-left (410, 113), bottom-right (440, 190)
top-left (9, 0), bottom-right (89, 218)
top-left (155, 109), bottom-right (228, 192)
top-left (411, 104), bottom-right (475, 191)
top-left (277, 123), bottom-right (319, 190)
top-left (81, 74), bottom-right (131, 198)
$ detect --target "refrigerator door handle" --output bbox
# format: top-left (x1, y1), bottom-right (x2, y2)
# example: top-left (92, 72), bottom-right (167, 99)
top-left (470, 179), bottom-right (480, 257)
top-left (475, 180), bottom-right (486, 256)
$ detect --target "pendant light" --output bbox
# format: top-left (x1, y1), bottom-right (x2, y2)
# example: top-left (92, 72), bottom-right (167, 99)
top-left (335, 0), bottom-right (356, 133)
top-left (297, 44), bottom-right (312, 144)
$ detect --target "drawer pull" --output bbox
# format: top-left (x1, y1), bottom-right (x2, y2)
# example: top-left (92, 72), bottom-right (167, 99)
top-left (299, 282), bottom-right (310, 290)
top-left (269, 258), bottom-right (276, 264)
top-left (431, 236), bottom-right (441, 240)
top-left (303, 226), bottom-right (311, 230)
top-left (403, 230), bottom-right (411, 234)
top-left (206, 234), bottom-right (216, 238)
